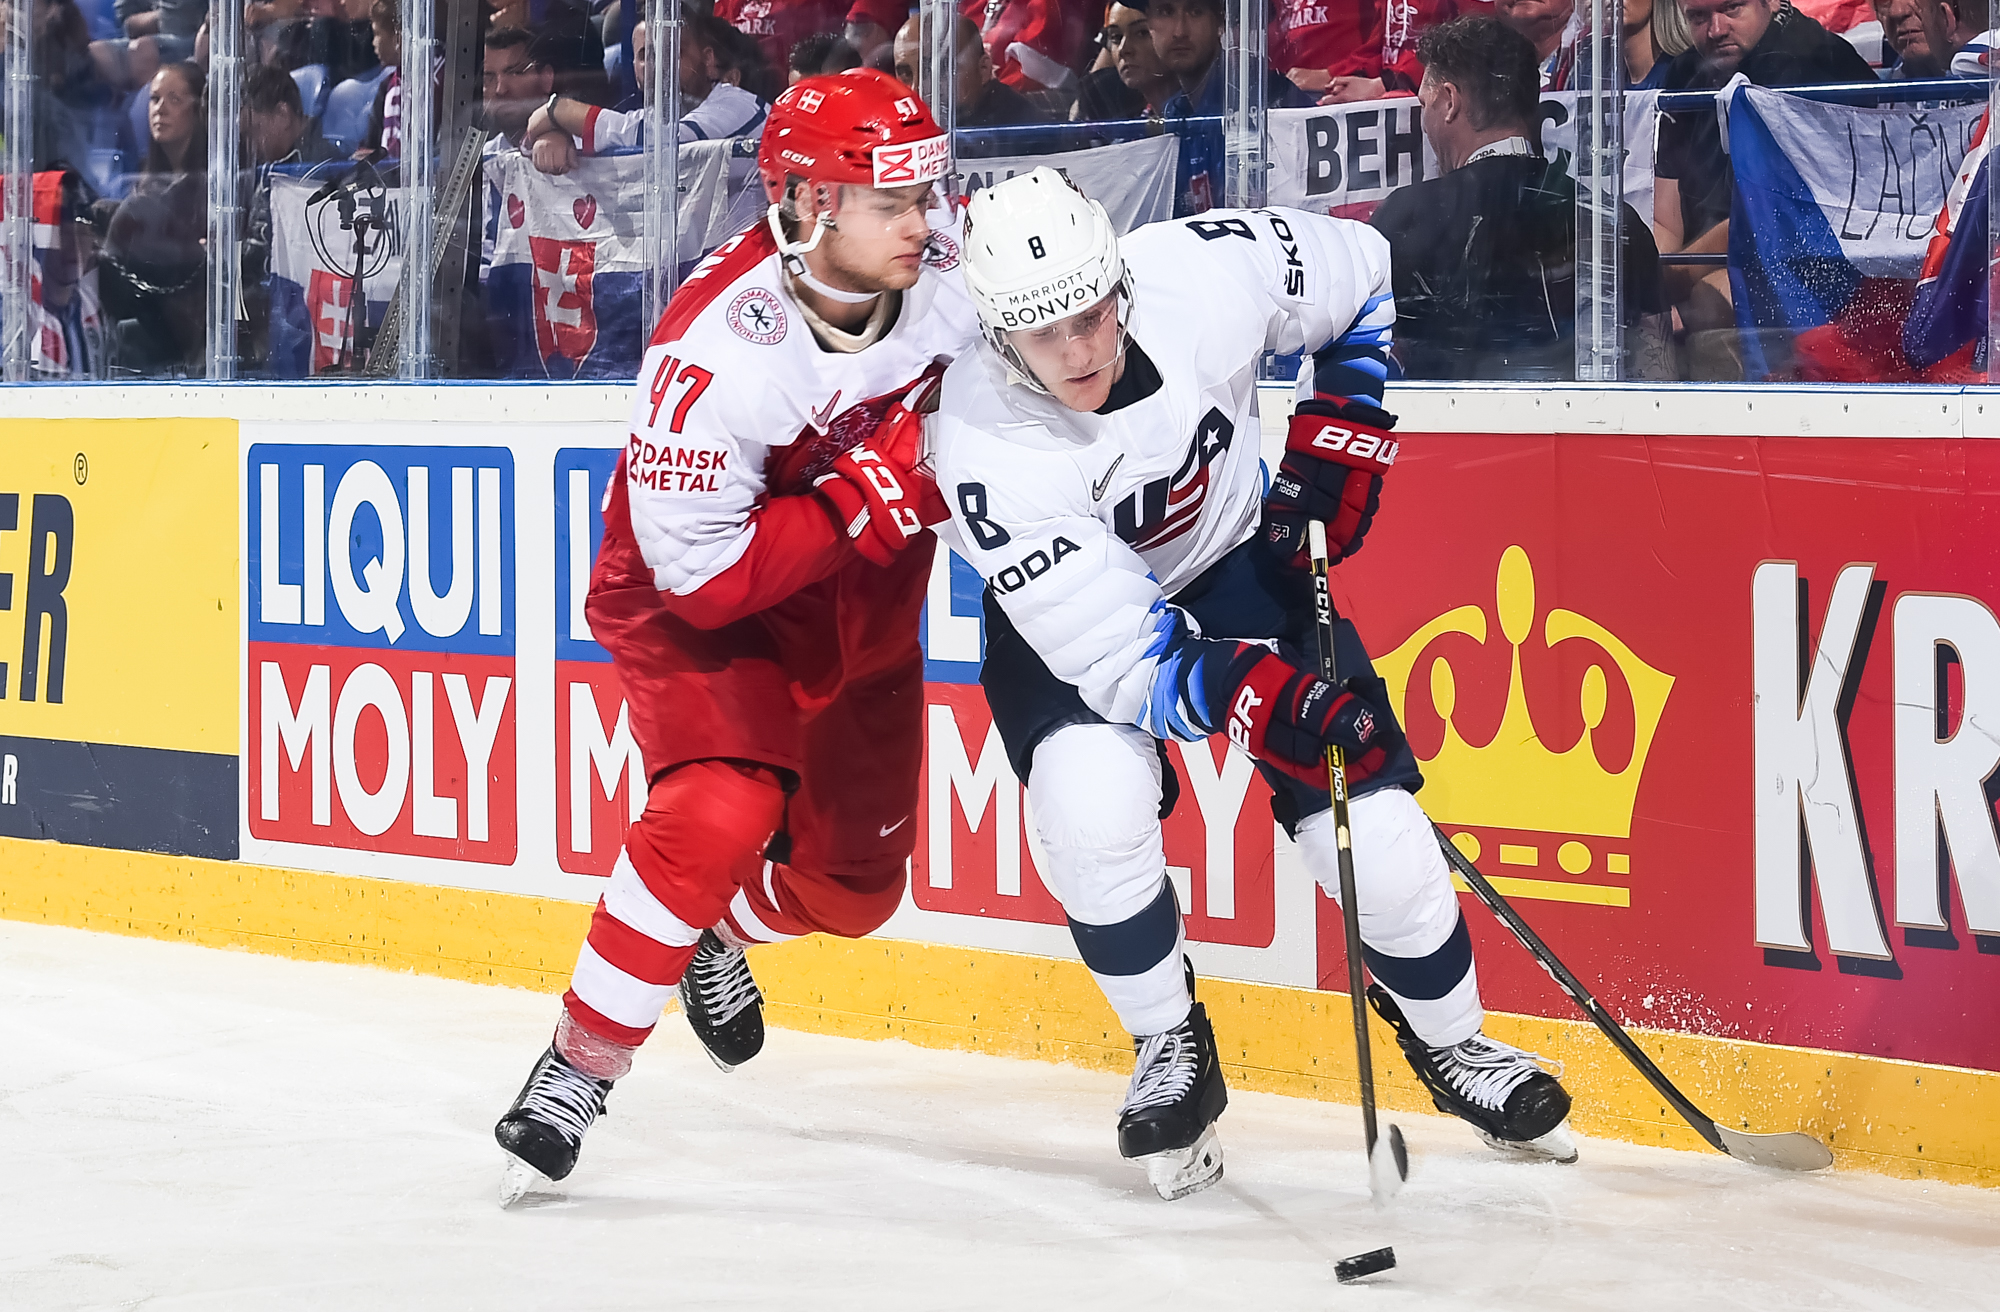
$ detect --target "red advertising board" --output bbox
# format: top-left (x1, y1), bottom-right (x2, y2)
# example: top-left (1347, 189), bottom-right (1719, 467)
top-left (1327, 432), bottom-right (2000, 1074)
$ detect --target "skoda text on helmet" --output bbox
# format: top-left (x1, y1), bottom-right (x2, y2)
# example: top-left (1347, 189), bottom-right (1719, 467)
top-left (756, 68), bottom-right (951, 265)
top-left (960, 167), bottom-right (1130, 395)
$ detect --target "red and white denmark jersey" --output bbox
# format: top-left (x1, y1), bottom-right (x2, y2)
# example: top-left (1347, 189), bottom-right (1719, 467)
top-left (622, 212), bottom-right (978, 599)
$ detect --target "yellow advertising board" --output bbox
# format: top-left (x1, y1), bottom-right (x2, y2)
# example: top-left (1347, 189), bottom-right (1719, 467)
top-left (0, 420), bottom-right (238, 856)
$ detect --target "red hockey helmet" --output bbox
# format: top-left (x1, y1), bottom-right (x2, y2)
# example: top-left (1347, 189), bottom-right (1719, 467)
top-left (756, 68), bottom-right (950, 204)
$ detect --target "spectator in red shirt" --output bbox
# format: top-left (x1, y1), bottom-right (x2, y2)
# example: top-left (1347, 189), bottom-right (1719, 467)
top-left (1272, 0), bottom-right (1374, 95)
top-left (962, 0), bottom-right (1096, 102)
top-left (1318, 0), bottom-right (1495, 104)
top-left (718, 0), bottom-right (848, 75)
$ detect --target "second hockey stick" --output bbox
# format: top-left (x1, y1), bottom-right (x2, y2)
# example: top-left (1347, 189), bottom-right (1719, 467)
top-left (1430, 827), bottom-right (1834, 1172)
top-left (1307, 521), bottom-right (1409, 1206)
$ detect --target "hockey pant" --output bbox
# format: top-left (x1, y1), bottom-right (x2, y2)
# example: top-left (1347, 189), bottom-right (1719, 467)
top-left (1029, 722), bottom-right (1481, 1046)
top-left (561, 757), bottom-right (909, 1058)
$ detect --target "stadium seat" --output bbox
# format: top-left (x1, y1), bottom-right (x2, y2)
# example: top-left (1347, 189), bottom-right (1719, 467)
top-left (122, 87), bottom-right (150, 158)
top-left (292, 64), bottom-right (332, 120)
top-left (77, 0), bottom-right (118, 41)
top-left (322, 66), bottom-right (392, 157)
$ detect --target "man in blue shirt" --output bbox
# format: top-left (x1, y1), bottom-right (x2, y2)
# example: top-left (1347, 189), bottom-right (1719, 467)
top-left (1152, 0), bottom-right (1314, 213)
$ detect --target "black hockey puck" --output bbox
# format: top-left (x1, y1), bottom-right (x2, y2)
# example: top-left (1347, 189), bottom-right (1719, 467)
top-left (1335, 1246), bottom-right (1397, 1283)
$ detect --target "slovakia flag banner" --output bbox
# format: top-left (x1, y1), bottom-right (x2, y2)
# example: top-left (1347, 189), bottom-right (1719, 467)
top-left (1726, 83), bottom-right (1985, 377)
top-left (485, 151), bottom-right (649, 381)
top-left (268, 171), bottom-right (405, 377)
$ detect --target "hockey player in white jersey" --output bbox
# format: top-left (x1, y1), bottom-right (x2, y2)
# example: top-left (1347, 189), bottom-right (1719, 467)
top-left (930, 169), bottom-right (1577, 1199)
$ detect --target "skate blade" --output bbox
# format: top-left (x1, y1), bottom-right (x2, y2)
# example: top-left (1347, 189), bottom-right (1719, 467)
top-left (1474, 1121), bottom-right (1579, 1164)
top-left (499, 1153), bottom-right (551, 1208)
top-left (1142, 1125), bottom-right (1224, 1201)
top-left (696, 1043), bottom-right (739, 1074)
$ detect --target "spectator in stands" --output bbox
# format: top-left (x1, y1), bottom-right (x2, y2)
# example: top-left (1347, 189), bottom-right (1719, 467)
top-left (241, 64), bottom-right (339, 374)
top-left (1880, 0), bottom-right (1967, 75)
top-left (1654, 0), bottom-right (1874, 377)
top-left (1319, 0), bottom-right (1492, 105)
top-left (1274, 0), bottom-right (1375, 100)
top-left (970, 0), bottom-right (1093, 110)
top-left (1073, 0), bottom-right (1179, 120)
top-left (272, 0), bottom-right (380, 87)
top-left (892, 14), bottom-right (1049, 129)
top-left (90, 0), bottom-right (201, 92)
top-left (245, 61), bottom-right (339, 165)
top-left (30, 0), bottom-right (115, 172)
top-left (789, 30), bottom-right (862, 80)
top-left (360, 0), bottom-right (402, 157)
top-left (524, 15), bottom-right (771, 172)
top-left (98, 61), bottom-right (207, 374)
top-left (483, 25), bottom-right (556, 147)
top-left (1152, 0), bottom-right (1312, 212)
top-left (843, 0), bottom-right (904, 70)
top-left (711, 14), bottom-right (785, 99)
top-left (1496, 0), bottom-right (1579, 87)
top-left (1623, 0), bottom-right (1695, 86)
top-left (718, 0), bottom-right (847, 74)
top-left (1371, 16), bottom-right (1669, 379)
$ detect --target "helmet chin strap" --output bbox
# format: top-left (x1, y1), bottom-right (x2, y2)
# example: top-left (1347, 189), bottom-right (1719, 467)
top-left (765, 201), bottom-right (880, 305)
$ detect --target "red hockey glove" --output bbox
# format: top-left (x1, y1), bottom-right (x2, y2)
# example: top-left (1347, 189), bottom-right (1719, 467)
top-left (1203, 642), bottom-right (1400, 788)
top-left (813, 374), bottom-right (949, 566)
top-left (1262, 399), bottom-right (1399, 570)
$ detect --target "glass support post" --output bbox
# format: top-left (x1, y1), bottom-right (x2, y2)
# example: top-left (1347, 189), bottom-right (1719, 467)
top-left (643, 0), bottom-right (681, 323)
top-left (1221, 0), bottom-right (1266, 208)
top-left (2, 0), bottom-right (33, 381)
top-left (208, 0), bottom-right (245, 379)
top-left (1575, 0), bottom-right (1625, 381)
top-left (400, 0), bottom-right (438, 377)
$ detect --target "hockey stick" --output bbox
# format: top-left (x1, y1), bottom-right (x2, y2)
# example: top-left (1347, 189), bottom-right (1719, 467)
top-left (1307, 521), bottom-right (1409, 1206)
top-left (1430, 827), bottom-right (1834, 1171)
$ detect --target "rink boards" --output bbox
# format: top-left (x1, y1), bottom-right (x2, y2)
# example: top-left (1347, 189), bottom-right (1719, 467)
top-left (1, 381), bottom-right (1996, 1186)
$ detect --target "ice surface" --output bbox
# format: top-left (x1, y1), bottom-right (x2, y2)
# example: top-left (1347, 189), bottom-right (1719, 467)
top-left (4, 920), bottom-right (1996, 1311)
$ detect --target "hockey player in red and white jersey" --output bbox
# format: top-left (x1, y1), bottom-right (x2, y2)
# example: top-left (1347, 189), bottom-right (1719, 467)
top-left (931, 170), bottom-right (1577, 1199)
top-left (493, 69), bottom-right (977, 1205)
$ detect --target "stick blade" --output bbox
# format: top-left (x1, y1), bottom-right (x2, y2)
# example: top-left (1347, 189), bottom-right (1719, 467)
top-left (1714, 1125), bottom-right (1834, 1171)
top-left (1368, 1123), bottom-right (1409, 1207)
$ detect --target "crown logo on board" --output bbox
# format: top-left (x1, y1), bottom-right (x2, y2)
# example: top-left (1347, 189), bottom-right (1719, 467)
top-left (1374, 546), bottom-right (1673, 842)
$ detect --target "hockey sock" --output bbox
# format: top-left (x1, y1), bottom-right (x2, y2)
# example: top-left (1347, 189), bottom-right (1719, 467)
top-left (1067, 880), bottom-right (1192, 1037)
top-left (1365, 911), bottom-right (1484, 1048)
top-left (554, 1005), bottom-right (639, 1081)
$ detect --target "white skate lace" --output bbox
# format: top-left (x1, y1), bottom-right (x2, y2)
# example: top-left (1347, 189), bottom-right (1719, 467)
top-left (1429, 1035), bottom-right (1560, 1113)
top-left (1123, 1023), bottom-right (1198, 1114)
top-left (691, 938), bottom-right (762, 1026)
top-left (520, 1057), bottom-right (606, 1146)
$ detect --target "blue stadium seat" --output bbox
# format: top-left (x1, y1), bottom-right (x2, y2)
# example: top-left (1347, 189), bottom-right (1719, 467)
top-left (122, 86), bottom-right (150, 158)
top-left (77, 0), bottom-right (118, 41)
top-left (321, 66), bottom-right (391, 157)
top-left (291, 63), bottom-right (331, 120)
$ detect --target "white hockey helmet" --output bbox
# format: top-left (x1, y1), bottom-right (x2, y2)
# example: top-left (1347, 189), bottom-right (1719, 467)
top-left (961, 166), bottom-right (1130, 394)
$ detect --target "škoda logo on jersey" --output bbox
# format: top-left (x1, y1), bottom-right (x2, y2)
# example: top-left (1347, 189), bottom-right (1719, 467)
top-left (872, 134), bottom-right (949, 186)
top-left (248, 446), bottom-right (517, 862)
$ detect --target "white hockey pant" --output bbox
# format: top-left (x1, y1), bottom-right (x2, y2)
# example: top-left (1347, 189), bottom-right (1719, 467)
top-left (1027, 724), bottom-right (1191, 1038)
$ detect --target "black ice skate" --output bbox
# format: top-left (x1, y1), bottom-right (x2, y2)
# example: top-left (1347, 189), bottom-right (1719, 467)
top-left (1118, 999), bottom-right (1229, 1200)
top-left (495, 1045), bottom-right (614, 1206)
top-left (1369, 985), bottom-right (1578, 1163)
top-left (679, 928), bottom-right (765, 1071)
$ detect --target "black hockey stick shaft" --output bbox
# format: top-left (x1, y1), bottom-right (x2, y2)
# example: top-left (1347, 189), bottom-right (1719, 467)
top-left (1428, 826), bottom-right (1728, 1153)
top-left (1306, 523), bottom-right (1381, 1158)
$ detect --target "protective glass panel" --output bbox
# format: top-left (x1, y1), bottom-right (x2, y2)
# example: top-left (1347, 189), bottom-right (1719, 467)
top-left (1652, 0), bottom-right (1983, 382)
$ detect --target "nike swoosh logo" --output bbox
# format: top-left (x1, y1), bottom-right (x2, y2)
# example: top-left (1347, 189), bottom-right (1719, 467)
top-left (879, 816), bottom-right (909, 837)
top-left (811, 390), bottom-right (842, 432)
top-left (1092, 453), bottom-right (1125, 502)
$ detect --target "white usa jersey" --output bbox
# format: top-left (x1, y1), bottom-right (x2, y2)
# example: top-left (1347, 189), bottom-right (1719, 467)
top-left (931, 207), bottom-right (1393, 739)
top-left (623, 210), bottom-right (978, 599)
